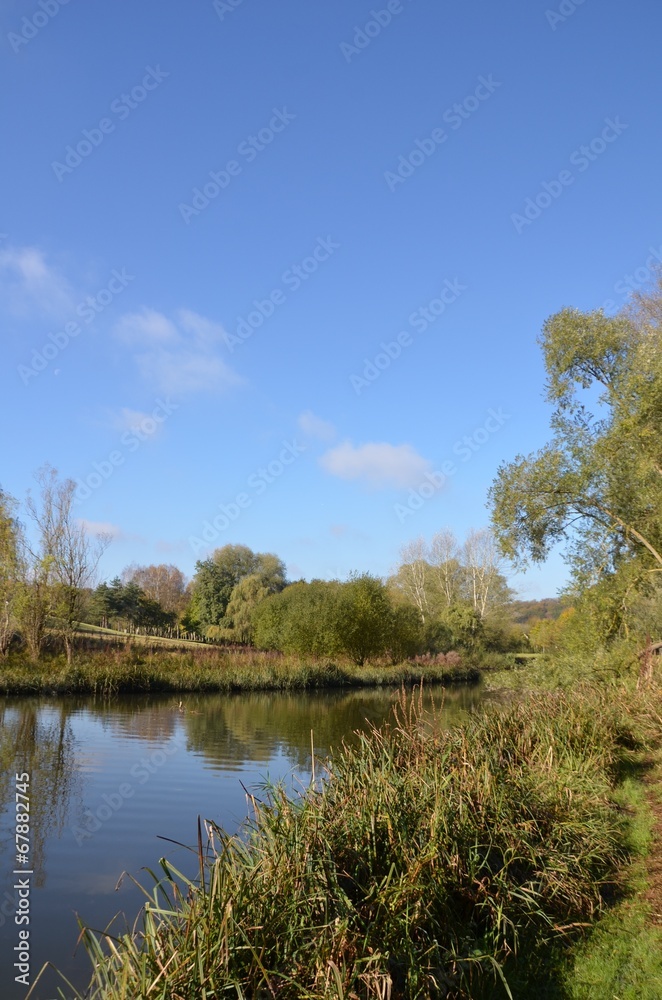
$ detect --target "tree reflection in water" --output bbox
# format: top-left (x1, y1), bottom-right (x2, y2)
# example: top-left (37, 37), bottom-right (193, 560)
top-left (0, 700), bottom-right (79, 887)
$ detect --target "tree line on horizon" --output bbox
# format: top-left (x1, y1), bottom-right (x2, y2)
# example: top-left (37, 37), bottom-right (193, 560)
top-left (0, 473), bottom-right (538, 666)
top-left (176, 529), bottom-right (530, 664)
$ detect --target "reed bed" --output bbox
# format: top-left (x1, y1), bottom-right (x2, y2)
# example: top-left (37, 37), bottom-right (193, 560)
top-left (0, 648), bottom-right (478, 696)
top-left (36, 684), bottom-right (662, 999)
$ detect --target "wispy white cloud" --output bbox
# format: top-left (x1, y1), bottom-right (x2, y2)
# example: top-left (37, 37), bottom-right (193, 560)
top-left (319, 441), bottom-right (432, 489)
top-left (111, 407), bottom-right (150, 431)
top-left (298, 410), bottom-right (336, 442)
top-left (141, 351), bottom-right (240, 395)
top-left (177, 308), bottom-right (227, 347)
top-left (114, 308), bottom-right (179, 344)
top-left (78, 519), bottom-right (125, 539)
top-left (113, 307), bottom-right (243, 395)
top-left (0, 245), bottom-right (75, 319)
top-left (110, 407), bottom-right (164, 440)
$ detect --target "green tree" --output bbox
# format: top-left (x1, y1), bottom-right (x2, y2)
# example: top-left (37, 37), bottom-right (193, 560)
top-left (105, 577), bottom-right (125, 626)
top-left (254, 553), bottom-right (288, 594)
top-left (255, 576), bottom-right (425, 664)
top-left (191, 545), bottom-right (286, 632)
top-left (217, 574), bottom-right (274, 645)
top-left (104, 580), bottom-right (145, 631)
top-left (136, 594), bottom-right (176, 632)
top-left (332, 574), bottom-right (396, 666)
top-left (489, 294), bottom-right (662, 582)
top-left (89, 582), bottom-right (113, 629)
top-left (389, 604), bottom-right (425, 662)
top-left (90, 577), bottom-right (175, 634)
top-left (253, 580), bottom-right (342, 657)
top-left (251, 588), bottom-right (288, 652)
top-left (440, 603), bottom-right (484, 652)
top-left (529, 610), bottom-right (576, 655)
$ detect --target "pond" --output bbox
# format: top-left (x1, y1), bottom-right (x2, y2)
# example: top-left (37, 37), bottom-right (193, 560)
top-left (0, 685), bottom-right (485, 999)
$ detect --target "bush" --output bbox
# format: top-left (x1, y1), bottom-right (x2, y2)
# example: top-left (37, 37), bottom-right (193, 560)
top-left (254, 576), bottom-right (425, 665)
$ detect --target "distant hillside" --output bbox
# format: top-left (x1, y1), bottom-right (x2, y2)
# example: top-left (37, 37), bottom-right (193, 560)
top-left (510, 598), bottom-right (565, 626)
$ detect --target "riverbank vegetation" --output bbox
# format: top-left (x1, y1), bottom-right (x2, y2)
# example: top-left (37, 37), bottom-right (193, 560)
top-left (0, 645), bottom-right (480, 696)
top-left (35, 683), bottom-right (660, 999)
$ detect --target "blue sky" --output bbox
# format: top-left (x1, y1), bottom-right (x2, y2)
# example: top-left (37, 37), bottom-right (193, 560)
top-left (1, 0), bottom-right (660, 597)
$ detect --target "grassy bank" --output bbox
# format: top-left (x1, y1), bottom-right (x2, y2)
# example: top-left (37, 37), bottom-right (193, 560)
top-left (560, 760), bottom-right (662, 999)
top-left (38, 683), bottom-right (662, 999)
top-left (0, 646), bottom-right (480, 696)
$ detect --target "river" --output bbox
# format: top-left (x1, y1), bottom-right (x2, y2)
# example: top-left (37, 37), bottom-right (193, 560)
top-left (0, 685), bottom-right (485, 998)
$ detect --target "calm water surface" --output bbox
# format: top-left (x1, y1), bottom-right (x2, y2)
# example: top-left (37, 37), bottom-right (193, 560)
top-left (0, 685), bottom-right (485, 998)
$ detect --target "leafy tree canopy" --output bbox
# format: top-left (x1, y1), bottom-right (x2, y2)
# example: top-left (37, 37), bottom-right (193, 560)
top-left (253, 574), bottom-right (423, 665)
top-left (192, 545), bottom-right (286, 631)
top-left (489, 280), bottom-right (662, 586)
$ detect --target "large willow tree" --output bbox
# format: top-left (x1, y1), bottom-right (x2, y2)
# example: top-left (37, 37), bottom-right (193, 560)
top-left (489, 279), bottom-right (662, 586)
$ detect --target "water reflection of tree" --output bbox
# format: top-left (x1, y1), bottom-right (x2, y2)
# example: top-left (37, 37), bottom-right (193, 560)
top-left (71, 692), bottom-right (416, 771)
top-left (81, 695), bottom-right (181, 743)
top-left (0, 700), bottom-right (78, 887)
top-left (181, 686), bottom-right (482, 772)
